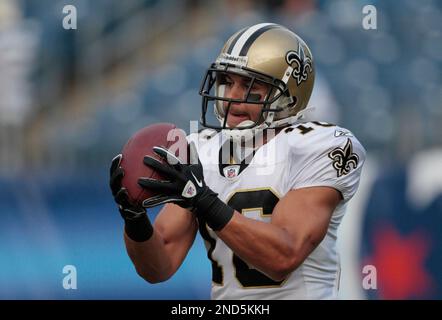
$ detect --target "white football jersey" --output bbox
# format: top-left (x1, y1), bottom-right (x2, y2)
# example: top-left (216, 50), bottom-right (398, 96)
top-left (187, 121), bottom-right (366, 300)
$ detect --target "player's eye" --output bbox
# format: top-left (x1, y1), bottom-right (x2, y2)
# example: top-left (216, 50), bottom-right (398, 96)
top-left (246, 79), bottom-right (266, 91)
top-left (248, 93), bottom-right (262, 102)
top-left (218, 74), bottom-right (233, 86)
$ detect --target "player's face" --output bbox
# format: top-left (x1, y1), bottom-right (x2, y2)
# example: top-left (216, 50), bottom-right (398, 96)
top-left (222, 73), bottom-right (270, 128)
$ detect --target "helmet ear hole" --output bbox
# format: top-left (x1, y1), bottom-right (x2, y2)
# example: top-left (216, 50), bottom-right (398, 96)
top-left (288, 96), bottom-right (297, 108)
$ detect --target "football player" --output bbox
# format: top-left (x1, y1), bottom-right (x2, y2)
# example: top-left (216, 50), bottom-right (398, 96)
top-left (110, 23), bottom-right (366, 299)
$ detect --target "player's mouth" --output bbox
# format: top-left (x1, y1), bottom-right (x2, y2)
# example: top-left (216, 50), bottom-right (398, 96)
top-left (228, 111), bottom-right (250, 123)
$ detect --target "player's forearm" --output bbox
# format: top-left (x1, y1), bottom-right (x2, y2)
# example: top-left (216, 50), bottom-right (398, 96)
top-left (124, 230), bottom-right (174, 283)
top-left (217, 212), bottom-right (302, 281)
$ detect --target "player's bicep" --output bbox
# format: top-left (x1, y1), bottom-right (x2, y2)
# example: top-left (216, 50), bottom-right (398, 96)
top-left (271, 187), bottom-right (341, 259)
top-left (154, 204), bottom-right (198, 268)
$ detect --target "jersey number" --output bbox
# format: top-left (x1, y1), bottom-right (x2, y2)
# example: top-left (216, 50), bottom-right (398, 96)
top-left (200, 189), bottom-right (283, 288)
top-left (293, 121), bottom-right (335, 135)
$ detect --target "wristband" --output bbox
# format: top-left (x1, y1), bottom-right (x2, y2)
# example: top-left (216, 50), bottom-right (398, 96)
top-left (196, 189), bottom-right (234, 231)
top-left (124, 214), bottom-right (154, 242)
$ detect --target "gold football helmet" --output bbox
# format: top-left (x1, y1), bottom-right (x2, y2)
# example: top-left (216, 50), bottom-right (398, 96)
top-left (199, 23), bottom-right (315, 136)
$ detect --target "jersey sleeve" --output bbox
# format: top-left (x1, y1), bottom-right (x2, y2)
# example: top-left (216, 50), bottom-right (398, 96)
top-left (287, 124), bottom-right (366, 202)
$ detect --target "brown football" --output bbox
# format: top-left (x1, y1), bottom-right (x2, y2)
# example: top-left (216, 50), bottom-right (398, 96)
top-left (120, 123), bottom-right (188, 207)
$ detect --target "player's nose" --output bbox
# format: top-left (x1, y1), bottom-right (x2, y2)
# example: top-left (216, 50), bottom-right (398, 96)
top-left (228, 82), bottom-right (246, 100)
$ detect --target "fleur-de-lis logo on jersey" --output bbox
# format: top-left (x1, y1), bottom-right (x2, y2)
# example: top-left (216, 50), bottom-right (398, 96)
top-left (328, 139), bottom-right (359, 177)
top-left (285, 42), bottom-right (313, 85)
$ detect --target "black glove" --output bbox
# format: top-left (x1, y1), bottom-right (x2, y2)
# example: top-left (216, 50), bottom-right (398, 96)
top-left (110, 154), bottom-right (153, 242)
top-left (138, 142), bottom-right (234, 231)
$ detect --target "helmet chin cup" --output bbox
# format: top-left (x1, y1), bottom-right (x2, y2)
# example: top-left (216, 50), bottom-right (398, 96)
top-left (227, 119), bottom-right (255, 129)
top-left (222, 121), bottom-right (268, 143)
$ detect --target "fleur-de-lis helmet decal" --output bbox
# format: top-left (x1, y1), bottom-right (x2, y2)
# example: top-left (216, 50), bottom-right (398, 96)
top-left (328, 139), bottom-right (360, 177)
top-left (285, 42), bottom-right (313, 86)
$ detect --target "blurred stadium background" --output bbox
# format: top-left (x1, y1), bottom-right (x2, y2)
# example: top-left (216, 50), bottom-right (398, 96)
top-left (0, 0), bottom-right (441, 299)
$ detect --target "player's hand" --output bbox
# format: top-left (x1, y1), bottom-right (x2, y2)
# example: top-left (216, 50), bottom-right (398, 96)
top-left (138, 142), bottom-right (234, 231)
top-left (138, 142), bottom-right (213, 211)
top-left (110, 154), bottom-right (154, 242)
top-left (109, 154), bottom-right (145, 220)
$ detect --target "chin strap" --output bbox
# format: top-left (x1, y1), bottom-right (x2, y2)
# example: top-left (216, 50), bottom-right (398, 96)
top-left (269, 106), bottom-right (317, 128)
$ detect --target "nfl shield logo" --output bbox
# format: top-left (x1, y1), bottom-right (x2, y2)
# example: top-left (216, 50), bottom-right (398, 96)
top-left (224, 165), bottom-right (240, 179)
top-left (186, 185), bottom-right (195, 196)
